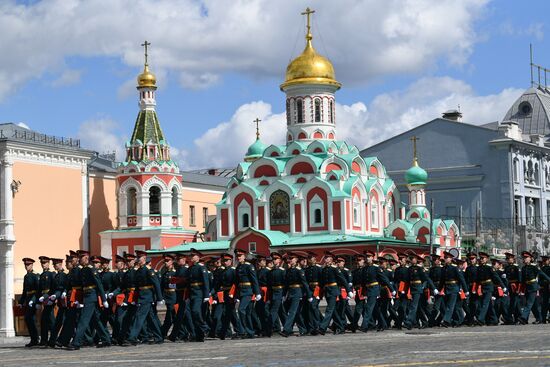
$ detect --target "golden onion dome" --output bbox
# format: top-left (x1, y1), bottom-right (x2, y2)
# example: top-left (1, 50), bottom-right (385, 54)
top-left (137, 64), bottom-right (157, 88)
top-left (281, 32), bottom-right (341, 90)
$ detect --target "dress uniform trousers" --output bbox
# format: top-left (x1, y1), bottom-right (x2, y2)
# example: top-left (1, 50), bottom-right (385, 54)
top-left (319, 285), bottom-right (343, 332)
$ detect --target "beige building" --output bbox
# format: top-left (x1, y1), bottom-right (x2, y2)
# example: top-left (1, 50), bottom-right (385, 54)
top-left (0, 123), bottom-right (227, 337)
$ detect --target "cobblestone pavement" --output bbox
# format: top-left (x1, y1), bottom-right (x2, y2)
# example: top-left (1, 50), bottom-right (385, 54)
top-left (1, 325), bottom-right (549, 367)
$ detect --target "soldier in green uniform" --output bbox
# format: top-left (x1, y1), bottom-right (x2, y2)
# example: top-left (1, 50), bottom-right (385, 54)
top-left (465, 253), bottom-right (479, 326)
top-left (67, 250), bottom-right (110, 350)
top-left (187, 248), bottom-right (210, 342)
top-left (255, 255), bottom-right (271, 337)
top-left (503, 252), bottom-right (521, 324)
top-left (316, 251), bottom-right (350, 335)
top-left (360, 251), bottom-right (394, 332)
top-left (393, 253), bottom-right (410, 329)
top-left (124, 250), bottom-right (164, 345)
top-left (37, 256), bottom-right (55, 346)
top-left (235, 248), bottom-right (260, 339)
top-left (403, 253), bottom-right (436, 330)
top-left (216, 252), bottom-right (243, 339)
top-left (168, 253), bottom-right (194, 342)
top-left (439, 252), bottom-right (468, 328)
top-left (267, 252), bottom-right (286, 334)
top-left (160, 254), bottom-right (177, 337)
top-left (492, 258), bottom-right (509, 325)
top-left (475, 252), bottom-right (506, 326)
top-left (110, 255), bottom-right (125, 343)
top-left (56, 251), bottom-right (80, 347)
top-left (304, 252), bottom-right (322, 333)
top-left (18, 258), bottom-right (40, 347)
top-left (336, 255), bottom-right (353, 331)
top-left (98, 257), bottom-right (117, 341)
top-left (119, 252), bottom-right (138, 344)
top-left (540, 256), bottom-right (550, 323)
top-left (519, 251), bottom-right (550, 324)
top-left (48, 258), bottom-right (67, 347)
top-left (280, 252), bottom-right (312, 337)
top-left (428, 254), bottom-right (445, 327)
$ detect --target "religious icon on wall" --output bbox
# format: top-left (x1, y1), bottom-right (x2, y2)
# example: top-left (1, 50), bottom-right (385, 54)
top-left (270, 190), bottom-right (290, 225)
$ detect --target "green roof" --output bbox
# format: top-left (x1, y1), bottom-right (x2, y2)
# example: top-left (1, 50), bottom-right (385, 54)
top-left (246, 138), bottom-right (267, 158)
top-left (147, 240), bottom-right (231, 254)
top-left (129, 110), bottom-right (165, 158)
top-left (405, 163), bottom-right (428, 185)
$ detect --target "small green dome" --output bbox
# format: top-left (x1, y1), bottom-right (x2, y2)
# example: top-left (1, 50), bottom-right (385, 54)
top-left (245, 138), bottom-right (266, 159)
top-left (405, 162), bottom-right (427, 185)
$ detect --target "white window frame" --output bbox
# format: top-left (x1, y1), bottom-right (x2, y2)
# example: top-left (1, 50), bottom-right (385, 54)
top-left (248, 242), bottom-right (256, 253)
top-left (309, 194), bottom-right (325, 227)
top-left (238, 202), bottom-right (252, 231)
top-left (353, 196), bottom-right (361, 226)
top-left (370, 196), bottom-right (379, 229)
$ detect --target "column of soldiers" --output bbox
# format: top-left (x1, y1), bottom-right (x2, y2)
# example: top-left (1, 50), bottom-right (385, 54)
top-left (18, 247), bottom-right (550, 348)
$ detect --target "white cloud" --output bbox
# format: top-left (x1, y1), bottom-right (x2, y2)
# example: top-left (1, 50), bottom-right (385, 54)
top-left (77, 118), bottom-right (127, 160)
top-left (177, 77), bottom-right (523, 170)
top-left (16, 122), bottom-right (30, 130)
top-left (0, 0), bottom-right (490, 101)
top-left (50, 69), bottom-right (82, 87)
top-left (500, 22), bottom-right (544, 41)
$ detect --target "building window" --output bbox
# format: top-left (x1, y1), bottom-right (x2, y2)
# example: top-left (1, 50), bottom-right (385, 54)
top-left (248, 242), bottom-right (256, 253)
top-left (149, 186), bottom-right (161, 215)
top-left (189, 205), bottom-right (196, 226)
top-left (329, 100), bottom-right (334, 123)
top-left (286, 99), bottom-right (291, 125)
top-left (203, 207), bottom-right (209, 228)
top-left (314, 99), bottom-right (321, 122)
top-left (353, 196), bottom-right (360, 226)
top-left (238, 203), bottom-right (251, 231)
top-left (296, 99), bottom-right (303, 123)
top-left (513, 159), bottom-right (519, 183)
top-left (127, 188), bottom-right (137, 215)
top-left (309, 194), bottom-right (324, 227)
top-left (370, 197), bottom-right (378, 228)
top-left (171, 187), bottom-right (178, 215)
top-left (242, 213), bottom-right (249, 228)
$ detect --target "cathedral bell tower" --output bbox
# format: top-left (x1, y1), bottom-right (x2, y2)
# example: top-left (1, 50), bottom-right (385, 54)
top-left (280, 8), bottom-right (341, 143)
top-left (405, 136), bottom-right (430, 221)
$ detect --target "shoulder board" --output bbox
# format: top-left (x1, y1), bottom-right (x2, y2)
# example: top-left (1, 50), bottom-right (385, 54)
top-left (87, 265), bottom-right (93, 268)
top-left (78, 265), bottom-right (83, 268)
top-left (296, 266), bottom-right (302, 270)
top-left (315, 264), bottom-right (321, 267)
top-left (231, 266), bottom-right (236, 269)
top-left (451, 264), bottom-right (457, 267)
top-left (330, 265), bottom-right (337, 268)
top-left (373, 264), bottom-right (379, 267)
top-left (245, 262), bottom-right (251, 265)
top-left (220, 266), bottom-right (225, 269)
top-left (344, 267), bottom-right (349, 271)
top-left (267, 268), bottom-right (271, 271)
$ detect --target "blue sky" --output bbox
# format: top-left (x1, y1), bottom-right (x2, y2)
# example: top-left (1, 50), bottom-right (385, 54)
top-left (0, 0), bottom-right (548, 169)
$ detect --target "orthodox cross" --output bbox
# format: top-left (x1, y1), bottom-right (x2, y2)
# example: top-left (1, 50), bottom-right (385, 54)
top-left (141, 40), bottom-right (151, 66)
top-left (410, 136), bottom-right (419, 165)
top-left (253, 117), bottom-right (261, 140)
top-left (301, 7), bottom-right (315, 36)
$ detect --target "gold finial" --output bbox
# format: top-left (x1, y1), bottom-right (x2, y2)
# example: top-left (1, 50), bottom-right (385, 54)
top-left (410, 136), bottom-right (419, 166)
top-left (141, 40), bottom-right (151, 67)
top-left (253, 117), bottom-right (261, 140)
top-left (301, 7), bottom-right (315, 42)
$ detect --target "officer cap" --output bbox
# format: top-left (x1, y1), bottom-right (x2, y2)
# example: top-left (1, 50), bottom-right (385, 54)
top-left (175, 252), bottom-right (187, 259)
top-left (163, 253), bottom-right (175, 260)
top-left (256, 254), bottom-right (266, 261)
top-left (100, 257), bottom-right (111, 264)
top-left (453, 258), bottom-right (465, 265)
top-left (442, 251), bottom-right (454, 259)
top-left (378, 257), bottom-right (388, 264)
top-left (38, 256), bottom-right (50, 262)
top-left (123, 251), bottom-right (136, 260)
top-left (466, 252), bottom-right (477, 259)
top-left (234, 248), bottom-right (247, 256)
top-left (491, 258), bottom-right (502, 265)
top-left (270, 252), bottom-right (282, 260)
top-left (65, 254), bottom-right (73, 261)
top-left (298, 254), bottom-right (307, 261)
top-left (408, 253), bottom-right (422, 260)
top-left (51, 258), bottom-right (63, 265)
top-left (388, 259), bottom-right (398, 265)
top-left (364, 250), bottom-right (375, 258)
top-left (478, 252), bottom-right (490, 259)
top-left (521, 251), bottom-right (533, 258)
top-left (135, 250), bottom-right (148, 258)
top-left (266, 256), bottom-right (273, 263)
top-left (431, 253), bottom-right (442, 260)
top-left (288, 252), bottom-right (300, 259)
top-left (504, 252), bottom-right (515, 258)
top-left (336, 255), bottom-right (346, 262)
top-left (90, 256), bottom-right (102, 263)
top-left (397, 253), bottom-right (408, 259)
top-left (22, 257), bottom-right (35, 264)
top-left (221, 253), bottom-right (233, 261)
top-left (115, 255), bottom-right (125, 263)
top-left (76, 250), bottom-right (90, 258)
top-left (354, 254), bottom-right (366, 261)
top-left (306, 251), bottom-right (318, 259)
top-left (189, 248), bottom-right (204, 258)
top-left (69, 250), bottom-right (78, 257)
top-left (541, 255), bottom-right (549, 261)
top-left (324, 251), bottom-right (335, 259)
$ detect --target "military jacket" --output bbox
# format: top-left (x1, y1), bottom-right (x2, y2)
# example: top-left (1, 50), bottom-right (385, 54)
top-left (257, 267), bottom-right (269, 288)
top-left (267, 266), bottom-right (285, 289)
top-left (476, 264), bottom-right (505, 289)
top-left (284, 266), bottom-right (312, 299)
top-left (465, 264), bottom-right (478, 287)
top-left (504, 264), bottom-right (521, 284)
top-left (19, 271), bottom-right (39, 305)
top-left (439, 264), bottom-right (467, 293)
top-left (136, 265), bottom-right (163, 302)
top-left (189, 262), bottom-right (210, 299)
top-left (100, 270), bottom-right (117, 295)
top-left (320, 265), bottom-right (349, 290)
top-left (407, 265), bottom-right (434, 294)
top-left (522, 264), bottom-right (550, 292)
top-left (236, 261), bottom-right (260, 296)
top-left (52, 270), bottom-right (68, 301)
top-left (80, 265), bottom-right (106, 304)
top-left (160, 268), bottom-right (177, 305)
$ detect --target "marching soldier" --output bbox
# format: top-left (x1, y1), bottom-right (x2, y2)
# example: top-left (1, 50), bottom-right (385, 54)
top-left (316, 251), bottom-right (350, 335)
top-left (119, 252), bottom-right (138, 344)
top-left (99, 257), bottom-right (117, 340)
top-left (393, 253), bottom-right (410, 329)
top-left (280, 252), bottom-right (312, 337)
top-left (336, 255), bottom-right (353, 331)
top-left (235, 248), bottom-right (260, 339)
top-left (19, 258), bottom-right (40, 347)
top-left (124, 250), bottom-right (164, 345)
top-left (304, 252), bottom-right (322, 334)
top-left (160, 254), bottom-right (178, 337)
top-left (168, 253), bottom-right (194, 342)
top-left (428, 254), bottom-right (445, 327)
top-left (67, 250), bottom-right (110, 350)
top-left (267, 252), bottom-right (286, 333)
top-left (465, 253), bottom-right (479, 326)
top-left (110, 255), bottom-right (126, 342)
top-left (56, 251), bottom-right (81, 348)
top-left (216, 252), bottom-right (242, 339)
top-left (37, 256), bottom-right (55, 346)
top-left (48, 258), bottom-right (68, 347)
top-left (360, 251), bottom-right (394, 332)
top-left (378, 257), bottom-right (396, 330)
top-left (503, 253), bottom-right (520, 324)
top-left (492, 258), bottom-right (509, 325)
top-left (439, 252), bottom-right (468, 328)
top-left (475, 252), bottom-right (505, 326)
top-left (519, 251), bottom-right (550, 324)
top-left (255, 254), bottom-right (271, 337)
top-left (540, 256), bottom-right (550, 323)
top-left (403, 253), bottom-right (436, 330)
top-left (188, 248), bottom-right (211, 342)
top-left (351, 254), bottom-right (366, 332)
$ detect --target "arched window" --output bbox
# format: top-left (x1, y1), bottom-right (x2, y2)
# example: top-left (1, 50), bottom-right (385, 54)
top-left (314, 209), bottom-right (322, 224)
top-left (353, 196), bottom-right (360, 226)
top-left (296, 99), bottom-right (303, 123)
top-left (513, 159), bottom-right (519, 182)
top-left (127, 188), bottom-right (137, 215)
top-left (149, 186), bottom-right (161, 215)
top-left (329, 100), bottom-right (334, 123)
top-left (370, 196), bottom-right (378, 228)
top-left (242, 213), bottom-right (249, 228)
top-left (171, 187), bottom-right (178, 215)
top-left (286, 99), bottom-right (291, 125)
top-left (314, 99), bottom-right (321, 122)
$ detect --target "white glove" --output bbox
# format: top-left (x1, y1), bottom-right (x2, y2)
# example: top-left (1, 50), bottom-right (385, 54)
top-left (503, 288), bottom-right (507, 293)
top-left (78, 303), bottom-right (84, 309)
top-left (74, 301), bottom-right (79, 307)
top-left (107, 293), bottom-right (114, 299)
top-left (316, 296), bottom-right (320, 300)
top-left (49, 295), bottom-right (57, 301)
top-left (122, 302), bottom-right (128, 307)
top-left (212, 300), bottom-right (217, 305)
top-left (28, 301), bottom-right (34, 307)
top-left (158, 300), bottom-right (165, 305)
top-left (255, 294), bottom-right (261, 302)
top-left (391, 291), bottom-right (397, 297)
top-left (491, 297), bottom-right (496, 301)
top-left (348, 291), bottom-right (355, 299)
top-left (502, 274), bottom-right (506, 279)
top-left (38, 296), bottom-right (45, 303)
top-left (308, 297), bottom-right (313, 303)
top-left (61, 292), bottom-right (67, 299)
top-left (228, 294), bottom-right (234, 299)
top-left (465, 292), bottom-right (470, 297)
top-left (433, 289), bottom-right (439, 296)
top-left (203, 298), bottom-right (210, 303)
top-left (103, 301), bottom-right (109, 308)
top-left (168, 283), bottom-right (176, 289)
